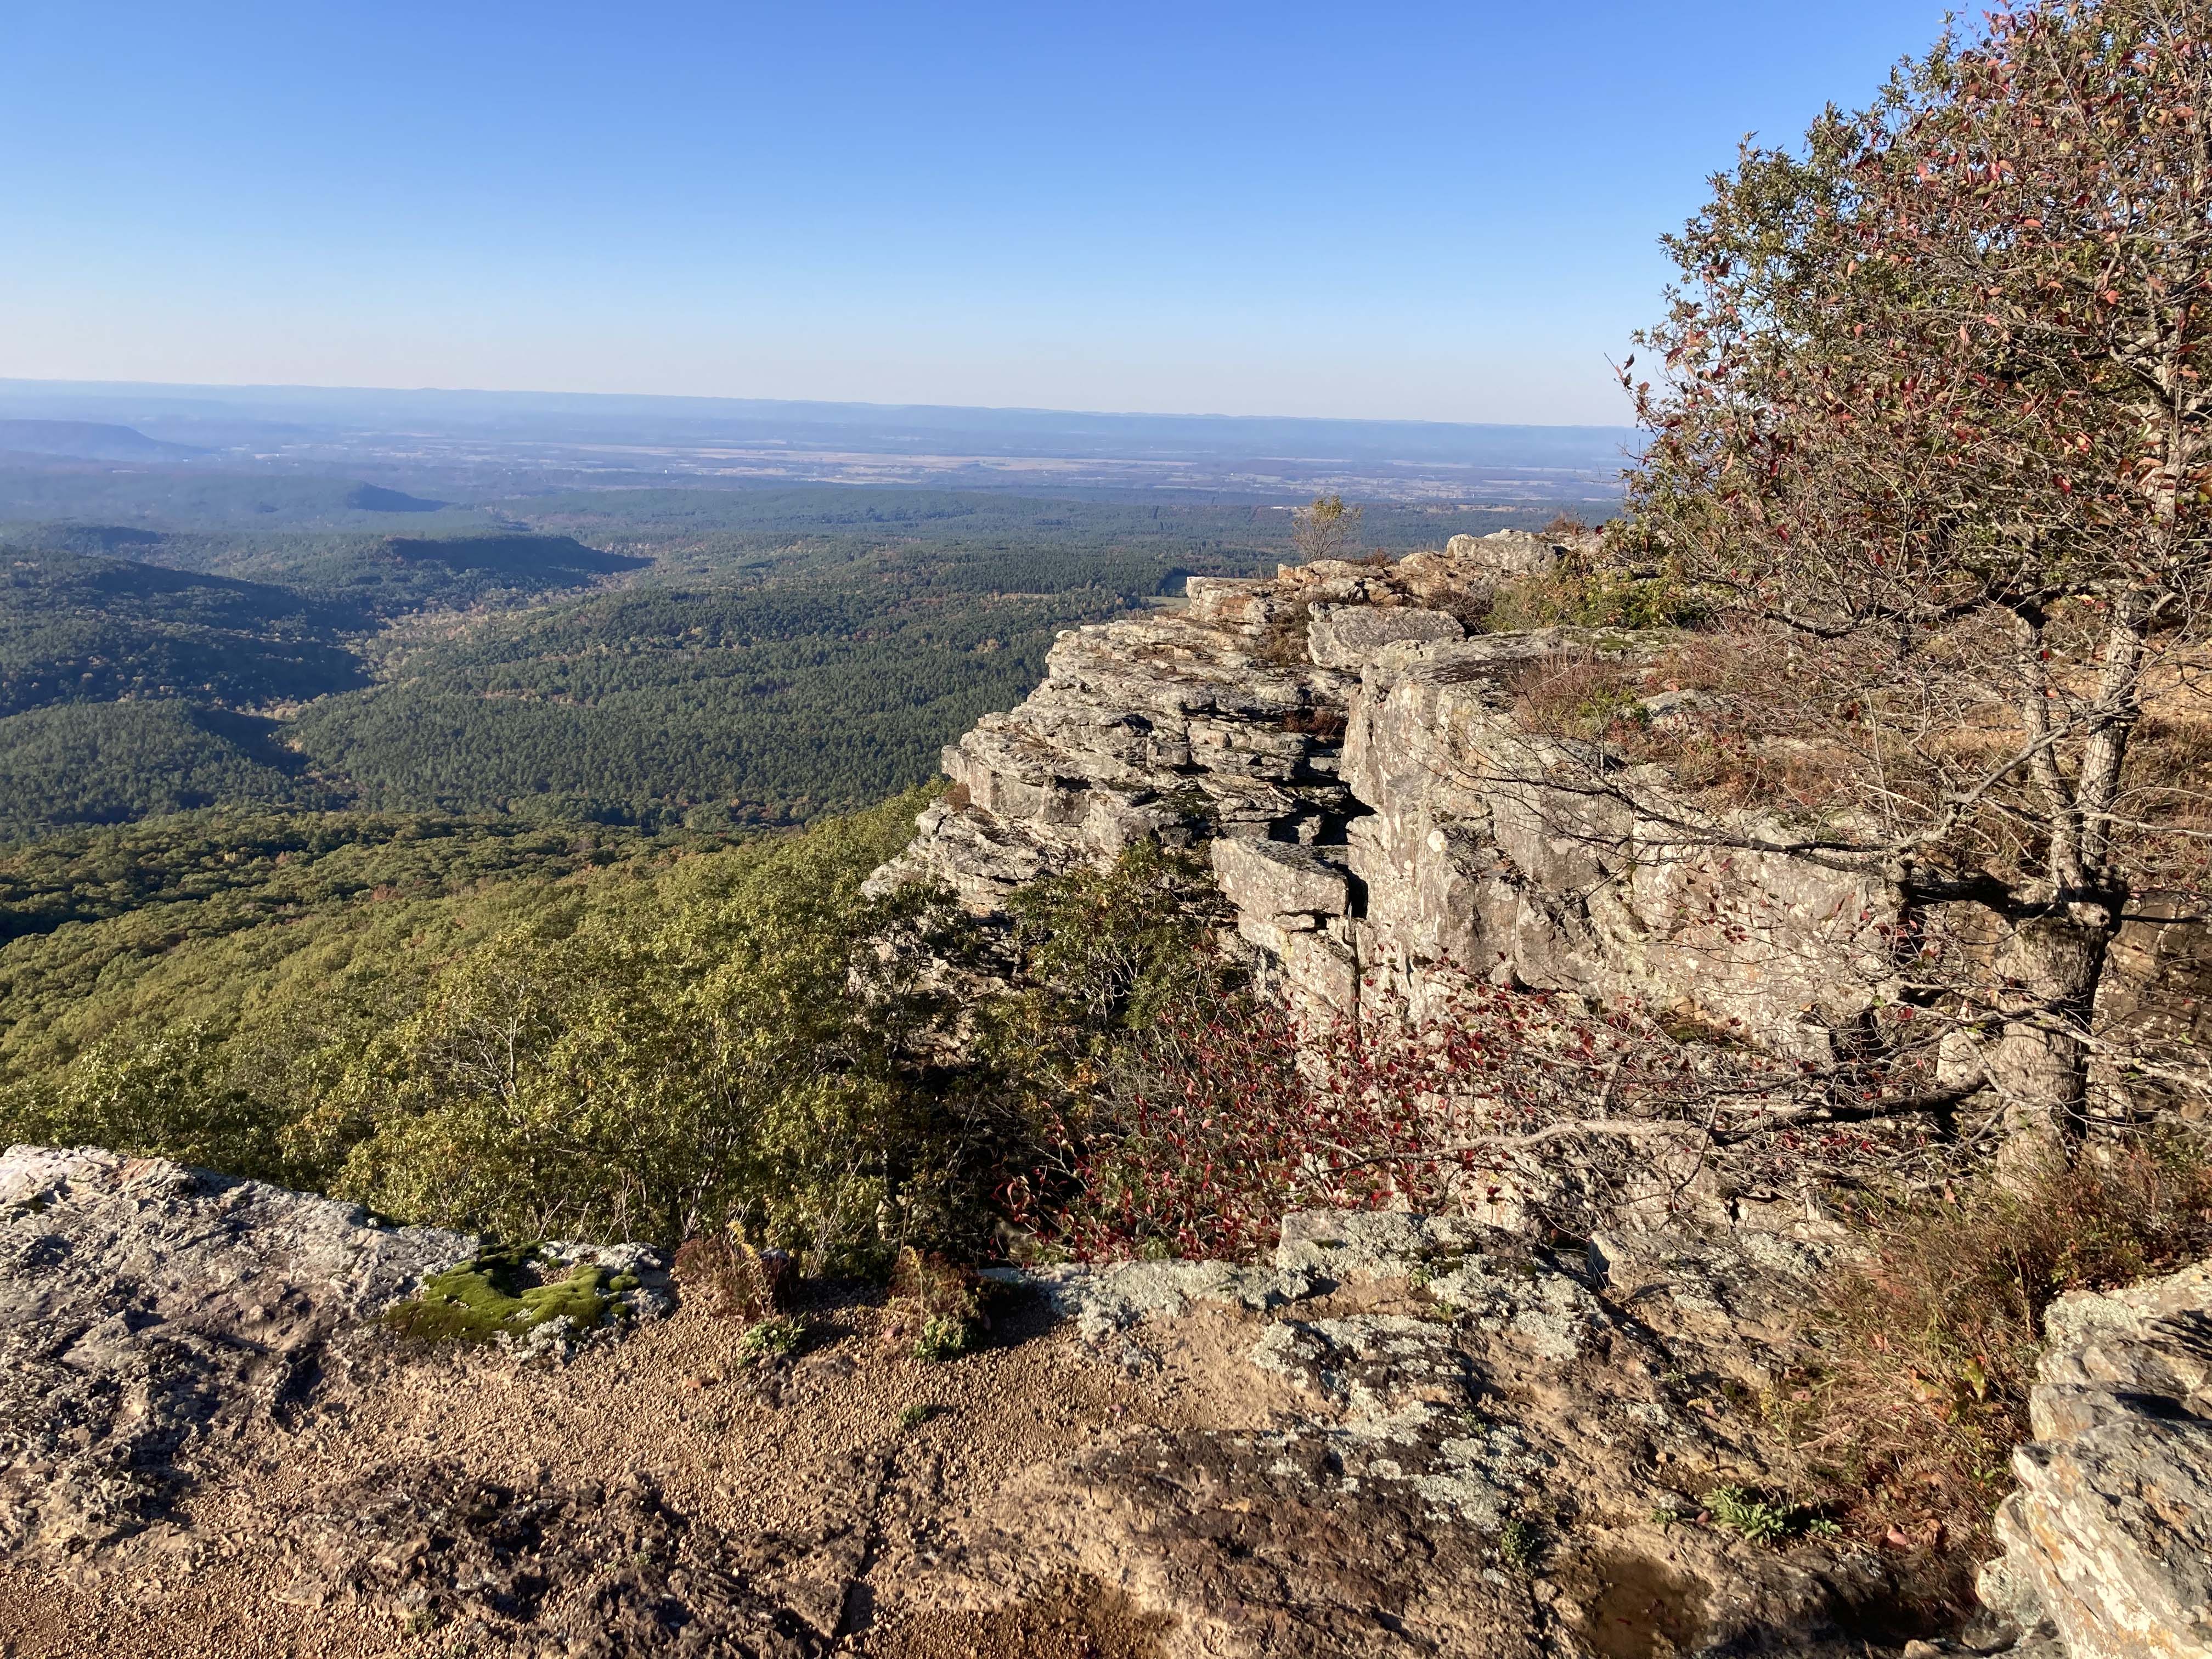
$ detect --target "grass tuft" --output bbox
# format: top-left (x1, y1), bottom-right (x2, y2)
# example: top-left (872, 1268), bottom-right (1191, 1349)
top-left (735, 1314), bottom-right (808, 1366)
top-left (1785, 1139), bottom-right (2212, 1563)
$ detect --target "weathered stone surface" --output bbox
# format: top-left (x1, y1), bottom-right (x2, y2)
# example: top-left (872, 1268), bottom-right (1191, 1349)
top-left (960, 1207), bottom-right (1895, 1658)
top-left (864, 610), bottom-right (1358, 911)
top-left (0, 1154), bottom-right (1957, 1657)
top-left (1980, 1259), bottom-right (2212, 1659)
top-left (1306, 603), bottom-right (1463, 670)
top-left (0, 1146), bottom-right (472, 1552)
top-left (1445, 528), bottom-right (1569, 577)
top-left (1211, 836), bottom-right (1352, 920)
top-left (1341, 627), bottom-right (1899, 1046)
top-left (0, 1145), bottom-right (664, 1555)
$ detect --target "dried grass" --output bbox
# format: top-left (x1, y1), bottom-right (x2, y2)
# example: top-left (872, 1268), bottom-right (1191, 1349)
top-left (1779, 1141), bottom-right (2212, 1583)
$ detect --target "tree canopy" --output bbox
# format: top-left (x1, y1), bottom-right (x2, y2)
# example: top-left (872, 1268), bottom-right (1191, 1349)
top-left (1611, 0), bottom-right (2212, 1145)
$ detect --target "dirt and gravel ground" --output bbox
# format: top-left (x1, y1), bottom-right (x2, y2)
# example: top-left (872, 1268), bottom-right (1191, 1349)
top-left (0, 1285), bottom-right (1183, 1658)
top-left (0, 1151), bottom-right (1938, 1659)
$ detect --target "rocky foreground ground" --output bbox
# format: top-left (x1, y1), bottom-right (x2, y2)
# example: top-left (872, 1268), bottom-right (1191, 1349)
top-left (5, 1144), bottom-right (2200, 1658)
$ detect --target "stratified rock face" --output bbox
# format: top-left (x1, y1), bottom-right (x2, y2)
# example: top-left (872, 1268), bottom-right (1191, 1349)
top-left (864, 607), bottom-right (1359, 912)
top-left (871, 534), bottom-right (1895, 1039)
top-left (0, 1146), bottom-right (473, 1553)
top-left (1979, 1259), bottom-right (2212, 1659)
top-left (1340, 628), bottom-right (1895, 1043)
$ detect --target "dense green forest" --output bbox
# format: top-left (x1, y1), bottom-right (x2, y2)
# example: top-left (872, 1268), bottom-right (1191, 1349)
top-left (1, 522), bottom-right (648, 616)
top-left (289, 579), bottom-right (1130, 823)
top-left (0, 810), bottom-right (704, 1074)
top-left (0, 546), bottom-right (363, 714)
top-left (0, 702), bottom-right (338, 839)
top-left (0, 478), bottom-right (1412, 1235)
top-left (0, 795), bottom-right (1220, 1265)
top-left (0, 800), bottom-right (957, 1250)
top-left (4, 484), bottom-right (1531, 834)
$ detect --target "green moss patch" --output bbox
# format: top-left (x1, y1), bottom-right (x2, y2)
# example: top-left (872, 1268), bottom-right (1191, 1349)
top-left (383, 1243), bottom-right (635, 1345)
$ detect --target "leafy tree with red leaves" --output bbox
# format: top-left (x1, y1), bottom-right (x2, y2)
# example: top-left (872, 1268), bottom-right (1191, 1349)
top-left (1605, 0), bottom-right (2212, 1154)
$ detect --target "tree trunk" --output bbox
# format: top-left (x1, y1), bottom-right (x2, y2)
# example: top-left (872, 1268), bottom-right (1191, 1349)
top-left (1989, 899), bottom-right (2118, 1169)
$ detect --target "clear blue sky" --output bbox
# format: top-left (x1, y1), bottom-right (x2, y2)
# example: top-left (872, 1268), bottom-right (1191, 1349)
top-left (2, 2), bottom-right (1955, 424)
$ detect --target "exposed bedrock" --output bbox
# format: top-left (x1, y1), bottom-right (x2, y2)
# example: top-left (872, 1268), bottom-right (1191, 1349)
top-left (1978, 1258), bottom-right (2212, 1659)
top-left (870, 533), bottom-right (1901, 1044)
top-left (0, 1145), bottom-right (668, 1556)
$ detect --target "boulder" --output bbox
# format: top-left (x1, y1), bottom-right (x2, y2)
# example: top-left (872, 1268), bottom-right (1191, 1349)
top-left (1307, 602), bottom-right (1464, 669)
top-left (1445, 529), bottom-right (1566, 578)
top-left (1979, 1259), bottom-right (2212, 1659)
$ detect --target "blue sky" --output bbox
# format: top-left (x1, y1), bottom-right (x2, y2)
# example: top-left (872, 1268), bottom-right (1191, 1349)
top-left (3, 2), bottom-right (1955, 424)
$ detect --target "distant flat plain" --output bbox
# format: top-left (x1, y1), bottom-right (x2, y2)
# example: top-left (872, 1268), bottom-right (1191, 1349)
top-left (0, 379), bottom-right (1637, 505)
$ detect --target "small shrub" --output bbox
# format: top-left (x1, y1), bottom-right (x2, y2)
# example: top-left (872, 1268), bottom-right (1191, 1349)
top-left (673, 1231), bottom-right (792, 1319)
top-left (1487, 568), bottom-right (1706, 633)
top-left (898, 1402), bottom-right (941, 1429)
top-left (890, 1245), bottom-right (984, 1361)
top-left (736, 1314), bottom-right (808, 1366)
top-left (912, 1316), bottom-right (969, 1362)
top-left (1254, 606), bottom-right (1312, 668)
top-left (1282, 704), bottom-right (1347, 742)
top-left (1703, 1486), bottom-right (1799, 1547)
top-left (1496, 1516), bottom-right (1543, 1570)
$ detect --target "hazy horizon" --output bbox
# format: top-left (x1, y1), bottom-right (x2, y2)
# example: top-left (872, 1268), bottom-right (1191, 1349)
top-left (0, 375), bottom-right (1638, 504)
top-left (0, 374), bottom-right (1641, 436)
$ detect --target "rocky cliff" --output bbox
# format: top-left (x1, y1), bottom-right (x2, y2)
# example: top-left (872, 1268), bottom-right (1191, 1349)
top-left (870, 532), bottom-right (1895, 1045)
top-left (873, 534), bottom-right (2211, 1099)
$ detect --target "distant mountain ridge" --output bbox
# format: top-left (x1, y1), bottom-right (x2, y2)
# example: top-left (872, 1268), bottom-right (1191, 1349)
top-left (0, 420), bottom-right (207, 463)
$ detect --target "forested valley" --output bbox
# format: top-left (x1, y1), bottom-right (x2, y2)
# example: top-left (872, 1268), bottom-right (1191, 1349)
top-left (0, 482), bottom-right (1531, 835)
top-left (0, 477), bottom-right (1572, 1239)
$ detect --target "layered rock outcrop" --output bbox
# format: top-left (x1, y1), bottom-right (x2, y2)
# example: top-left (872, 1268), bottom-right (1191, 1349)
top-left (871, 531), bottom-right (1893, 1043)
top-left (1979, 1258), bottom-right (2212, 1659)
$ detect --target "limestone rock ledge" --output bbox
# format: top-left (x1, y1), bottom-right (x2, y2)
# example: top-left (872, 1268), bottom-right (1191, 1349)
top-left (868, 532), bottom-right (1895, 1040)
top-left (1979, 1259), bottom-right (2212, 1659)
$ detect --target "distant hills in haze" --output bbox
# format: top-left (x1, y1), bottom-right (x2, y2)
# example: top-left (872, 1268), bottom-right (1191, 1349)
top-left (0, 419), bottom-right (207, 463)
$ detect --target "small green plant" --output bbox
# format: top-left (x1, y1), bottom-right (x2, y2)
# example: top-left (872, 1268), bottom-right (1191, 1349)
top-left (898, 1402), bottom-right (941, 1429)
top-left (1703, 1486), bottom-right (1798, 1547)
top-left (736, 1314), bottom-right (808, 1366)
top-left (890, 1245), bottom-right (984, 1362)
top-left (1496, 1516), bottom-right (1543, 1570)
top-left (913, 1313), bottom-right (970, 1362)
top-left (381, 1244), bottom-right (631, 1345)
